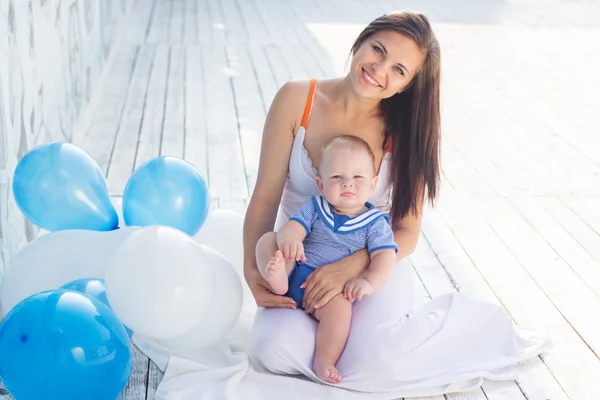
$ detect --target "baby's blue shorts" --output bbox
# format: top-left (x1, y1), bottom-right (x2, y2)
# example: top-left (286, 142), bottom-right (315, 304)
top-left (285, 262), bottom-right (316, 310)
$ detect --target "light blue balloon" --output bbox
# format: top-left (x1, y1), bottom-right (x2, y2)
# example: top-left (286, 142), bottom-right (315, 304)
top-left (60, 278), bottom-right (133, 338)
top-left (0, 289), bottom-right (132, 400)
top-left (122, 156), bottom-right (210, 236)
top-left (12, 142), bottom-right (118, 232)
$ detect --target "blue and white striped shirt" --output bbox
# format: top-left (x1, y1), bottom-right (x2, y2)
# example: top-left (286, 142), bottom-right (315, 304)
top-left (289, 196), bottom-right (398, 270)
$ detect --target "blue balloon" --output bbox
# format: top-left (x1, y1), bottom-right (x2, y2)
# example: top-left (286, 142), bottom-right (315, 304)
top-left (60, 279), bottom-right (133, 338)
top-left (0, 290), bottom-right (132, 400)
top-left (12, 142), bottom-right (118, 232)
top-left (122, 156), bottom-right (210, 236)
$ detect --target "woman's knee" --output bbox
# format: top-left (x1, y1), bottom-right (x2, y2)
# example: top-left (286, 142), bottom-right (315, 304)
top-left (252, 308), bottom-right (316, 374)
top-left (253, 329), bottom-right (290, 373)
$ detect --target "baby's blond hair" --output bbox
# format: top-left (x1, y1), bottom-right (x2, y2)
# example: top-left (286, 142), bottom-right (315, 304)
top-left (318, 135), bottom-right (376, 176)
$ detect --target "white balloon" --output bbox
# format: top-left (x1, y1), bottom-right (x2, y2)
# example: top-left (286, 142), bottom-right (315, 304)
top-left (105, 226), bottom-right (214, 340)
top-left (0, 227), bottom-right (141, 316)
top-left (193, 210), bottom-right (254, 305)
top-left (160, 245), bottom-right (243, 350)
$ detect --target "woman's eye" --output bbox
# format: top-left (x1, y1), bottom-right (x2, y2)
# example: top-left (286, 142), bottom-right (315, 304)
top-left (372, 45), bottom-right (383, 55)
top-left (394, 66), bottom-right (404, 75)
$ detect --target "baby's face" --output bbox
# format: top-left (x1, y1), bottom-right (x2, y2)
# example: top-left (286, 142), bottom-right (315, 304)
top-left (316, 147), bottom-right (377, 211)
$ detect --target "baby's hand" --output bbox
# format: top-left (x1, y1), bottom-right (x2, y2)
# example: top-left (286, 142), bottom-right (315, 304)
top-left (278, 239), bottom-right (306, 262)
top-left (343, 278), bottom-right (373, 302)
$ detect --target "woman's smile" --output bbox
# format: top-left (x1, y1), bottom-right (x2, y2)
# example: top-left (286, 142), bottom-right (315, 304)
top-left (361, 68), bottom-right (382, 87)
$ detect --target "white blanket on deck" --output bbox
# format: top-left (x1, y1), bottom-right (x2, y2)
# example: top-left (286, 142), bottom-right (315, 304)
top-left (133, 297), bottom-right (548, 400)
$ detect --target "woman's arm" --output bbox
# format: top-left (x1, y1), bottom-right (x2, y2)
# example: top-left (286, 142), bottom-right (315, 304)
top-left (391, 184), bottom-right (425, 260)
top-left (301, 249), bottom-right (369, 310)
top-left (302, 186), bottom-right (425, 311)
top-left (243, 80), bottom-right (312, 308)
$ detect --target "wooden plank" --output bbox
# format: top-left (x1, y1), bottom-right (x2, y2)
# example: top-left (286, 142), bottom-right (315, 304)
top-left (247, 0), bottom-right (282, 44)
top-left (411, 231), bottom-right (524, 400)
top-left (434, 191), bottom-right (600, 400)
top-left (105, 46), bottom-right (154, 195)
top-left (0, 355), bottom-right (154, 400)
top-left (409, 258), bottom-right (436, 309)
top-left (440, 86), bottom-right (551, 197)
top-left (421, 208), bottom-right (569, 400)
top-left (440, 141), bottom-right (498, 197)
top-left (537, 196), bottom-right (600, 265)
top-left (263, 2), bottom-right (311, 80)
top-left (524, 97), bottom-right (600, 170)
top-left (124, 0), bottom-right (157, 44)
top-left (0, 380), bottom-right (13, 399)
top-left (406, 397), bottom-right (444, 400)
top-left (160, 45), bottom-right (185, 158)
top-left (251, 0), bottom-right (308, 81)
top-left (493, 92), bottom-right (600, 198)
top-left (202, 0), bottom-right (249, 211)
top-left (233, 0), bottom-right (270, 45)
top-left (478, 197), bottom-right (600, 357)
top-left (183, 0), bottom-right (198, 45)
top-left (183, 45), bottom-right (209, 179)
top-left (119, 346), bottom-right (150, 400)
top-left (233, 1), bottom-right (279, 109)
top-left (508, 195), bottom-right (600, 298)
top-left (197, 0), bottom-right (214, 46)
top-left (282, 1), bottom-right (333, 78)
top-left (249, 0), bottom-right (293, 87)
top-left (440, 95), bottom-right (520, 198)
top-left (247, 44), bottom-right (279, 112)
top-left (74, 45), bottom-right (139, 175)
top-left (446, 391), bottom-right (488, 400)
top-left (560, 196), bottom-right (600, 237)
top-left (134, 45), bottom-right (170, 169)
top-left (262, 45), bottom-right (291, 88)
top-left (443, 139), bottom-right (519, 199)
top-left (217, 1), bottom-right (267, 194)
top-left (146, 0), bottom-right (171, 44)
top-left (410, 232), bottom-right (457, 295)
top-left (515, 358), bottom-right (570, 400)
top-left (146, 362), bottom-right (165, 400)
top-left (169, 0), bottom-right (184, 44)
top-left (214, 0), bottom-right (246, 44)
top-left (332, 0), bottom-right (387, 23)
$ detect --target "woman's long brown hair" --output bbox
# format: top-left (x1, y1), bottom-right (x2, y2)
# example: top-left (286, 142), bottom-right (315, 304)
top-left (351, 11), bottom-right (441, 222)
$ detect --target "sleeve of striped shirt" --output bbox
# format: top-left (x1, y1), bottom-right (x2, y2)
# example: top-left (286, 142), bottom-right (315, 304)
top-left (289, 199), bottom-right (318, 235)
top-left (366, 217), bottom-right (398, 254)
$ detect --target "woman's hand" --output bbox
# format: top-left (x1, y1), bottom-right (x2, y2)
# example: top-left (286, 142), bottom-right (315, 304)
top-left (245, 268), bottom-right (297, 309)
top-left (300, 250), bottom-right (369, 312)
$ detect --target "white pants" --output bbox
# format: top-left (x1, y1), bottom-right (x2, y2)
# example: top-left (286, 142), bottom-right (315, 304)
top-left (252, 260), bottom-right (550, 396)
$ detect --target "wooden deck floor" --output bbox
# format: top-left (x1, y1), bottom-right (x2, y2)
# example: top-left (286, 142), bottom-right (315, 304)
top-left (2, 0), bottom-right (600, 398)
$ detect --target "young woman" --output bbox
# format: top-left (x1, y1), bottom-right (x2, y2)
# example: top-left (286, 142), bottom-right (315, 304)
top-left (243, 10), bottom-right (548, 396)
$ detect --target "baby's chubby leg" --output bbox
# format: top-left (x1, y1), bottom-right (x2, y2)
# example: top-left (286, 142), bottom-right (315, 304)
top-left (256, 232), bottom-right (295, 295)
top-left (313, 294), bottom-right (353, 384)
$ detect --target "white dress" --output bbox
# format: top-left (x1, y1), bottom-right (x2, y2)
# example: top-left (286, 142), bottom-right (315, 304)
top-left (250, 96), bottom-right (550, 397)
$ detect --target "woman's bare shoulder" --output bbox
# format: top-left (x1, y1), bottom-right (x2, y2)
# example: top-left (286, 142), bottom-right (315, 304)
top-left (274, 79), bottom-right (313, 105)
top-left (268, 80), bottom-right (316, 132)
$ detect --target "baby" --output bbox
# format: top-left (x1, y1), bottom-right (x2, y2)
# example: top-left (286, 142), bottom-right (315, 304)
top-left (255, 135), bottom-right (398, 384)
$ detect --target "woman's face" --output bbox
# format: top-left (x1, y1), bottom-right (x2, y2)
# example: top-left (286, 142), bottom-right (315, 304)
top-left (350, 30), bottom-right (426, 99)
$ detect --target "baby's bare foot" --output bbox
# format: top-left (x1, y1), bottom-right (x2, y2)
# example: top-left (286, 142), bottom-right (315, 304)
top-left (313, 357), bottom-right (342, 384)
top-left (266, 250), bottom-right (288, 295)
